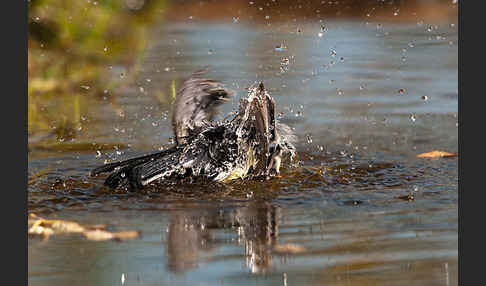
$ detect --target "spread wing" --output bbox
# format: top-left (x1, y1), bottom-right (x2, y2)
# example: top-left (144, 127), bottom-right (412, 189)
top-left (172, 67), bottom-right (234, 145)
top-left (91, 125), bottom-right (240, 189)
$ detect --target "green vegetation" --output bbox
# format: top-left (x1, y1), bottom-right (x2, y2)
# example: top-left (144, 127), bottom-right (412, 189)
top-left (28, 0), bottom-right (167, 146)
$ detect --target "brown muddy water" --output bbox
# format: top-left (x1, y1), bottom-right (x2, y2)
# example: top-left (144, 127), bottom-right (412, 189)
top-left (28, 15), bottom-right (457, 286)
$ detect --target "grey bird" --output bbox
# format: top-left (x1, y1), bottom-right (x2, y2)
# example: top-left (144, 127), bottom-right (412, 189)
top-left (91, 69), bottom-right (297, 190)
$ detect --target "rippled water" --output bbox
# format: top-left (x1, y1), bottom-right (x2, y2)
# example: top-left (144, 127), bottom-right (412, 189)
top-left (28, 15), bottom-right (457, 286)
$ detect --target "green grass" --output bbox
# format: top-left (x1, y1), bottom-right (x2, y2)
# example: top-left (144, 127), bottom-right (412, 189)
top-left (28, 0), bottom-right (168, 146)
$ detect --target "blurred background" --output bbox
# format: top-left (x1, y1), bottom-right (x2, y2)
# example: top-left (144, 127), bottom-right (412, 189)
top-left (28, 0), bottom-right (457, 152)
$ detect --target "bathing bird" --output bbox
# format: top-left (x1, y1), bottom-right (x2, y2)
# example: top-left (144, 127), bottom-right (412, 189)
top-left (91, 68), bottom-right (297, 189)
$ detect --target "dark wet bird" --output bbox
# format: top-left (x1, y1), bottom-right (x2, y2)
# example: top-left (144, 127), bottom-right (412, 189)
top-left (91, 69), bottom-right (297, 189)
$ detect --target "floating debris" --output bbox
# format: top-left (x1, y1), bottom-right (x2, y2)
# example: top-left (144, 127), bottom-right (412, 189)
top-left (28, 213), bottom-right (140, 241)
top-left (273, 243), bottom-right (306, 254)
top-left (416, 151), bottom-right (457, 158)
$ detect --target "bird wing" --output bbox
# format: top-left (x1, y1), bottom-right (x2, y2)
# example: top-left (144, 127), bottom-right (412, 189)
top-left (172, 67), bottom-right (234, 144)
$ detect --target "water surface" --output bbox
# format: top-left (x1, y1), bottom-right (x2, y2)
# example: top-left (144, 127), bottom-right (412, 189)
top-left (28, 15), bottom-right (457, 286)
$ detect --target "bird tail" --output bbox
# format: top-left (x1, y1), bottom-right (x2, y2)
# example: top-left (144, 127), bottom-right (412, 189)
top-left (90, 147), bottom-right (182, 189)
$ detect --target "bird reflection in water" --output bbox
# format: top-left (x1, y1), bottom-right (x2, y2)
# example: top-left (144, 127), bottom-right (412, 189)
top-left (166, 202), bottom-right (280, 274)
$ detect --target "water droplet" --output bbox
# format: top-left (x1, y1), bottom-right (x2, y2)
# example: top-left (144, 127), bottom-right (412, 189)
top-left (306, 135), bottom-right (313, 144)
top-left (275, 44), bottom-right (287, 52)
